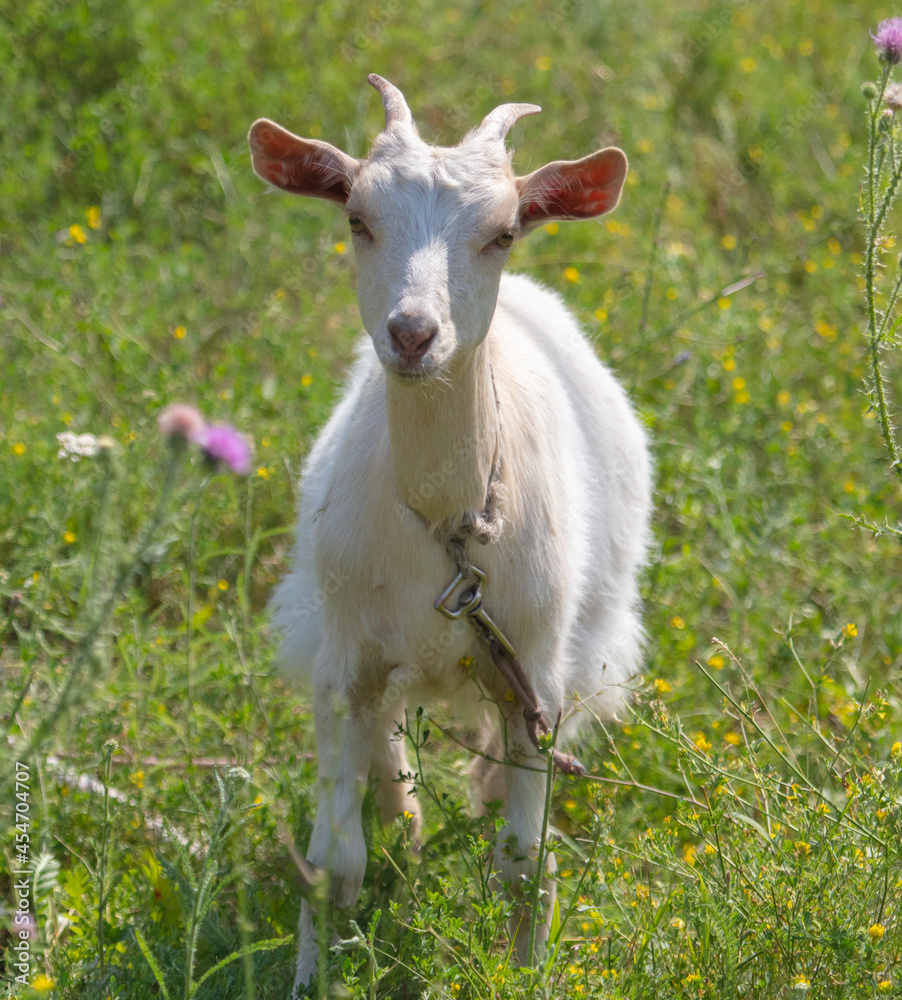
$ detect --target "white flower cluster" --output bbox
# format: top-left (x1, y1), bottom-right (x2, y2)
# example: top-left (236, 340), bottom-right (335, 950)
top-left (56, 432), bottom-right (100, 461)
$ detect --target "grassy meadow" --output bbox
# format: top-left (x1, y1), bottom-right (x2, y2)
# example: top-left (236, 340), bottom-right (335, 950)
top-left (2, 0), bottom-right (902, 996)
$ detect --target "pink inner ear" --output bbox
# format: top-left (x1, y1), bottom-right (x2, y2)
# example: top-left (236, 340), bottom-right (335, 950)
top-left (519, 149), bottom-right (627, 224)
top-left (250, 121), bottom-right (355, 203)
top-left (549, 158), bottom-right (624, 218)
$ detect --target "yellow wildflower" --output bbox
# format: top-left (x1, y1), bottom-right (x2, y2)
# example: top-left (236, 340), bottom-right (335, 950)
top-left (563, 266), bottom-right (580, 283)
top-left (68, 223), bottom-right (87, 244)
top-left (653, 677), bottom-right (672, 693)
top-left (63, 531), bottom-right (76, 544)
top-left (671, 615), bottom-right (685, 629)
top-left (721, 234), bottom-right (737, 249)
top-left (708, 654), bottom-right (725, 669)
top-left (12, 442), bottom-right (26, 456)
top-left (31, 976), bottom-right (55, 992)
top-left (86, 205), bottom-right (102, 230)
top-left (257, 466), bottom-right (270, 479)
top-left (869, 923), bottom-right (885, 940)
top-left (301, 374), bottom-right (313, 387)
top-left (694, 733), bottom-right (712, 753)
top-left (718, 296), bottom-right (731, 310)
top-left (891, 742), bottom-right (901, 759)
top-left (217, 579), bottom-right (229, 591)
top-left (844, 623), bottom-right (858, 637)
top-left (535, 55), bottom-right (552, 71)
top-left (173, 325), bottom-right (187, 339)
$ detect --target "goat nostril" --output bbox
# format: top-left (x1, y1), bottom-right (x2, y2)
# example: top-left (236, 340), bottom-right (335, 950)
top-left (388, 313), bottom-right (439, 360)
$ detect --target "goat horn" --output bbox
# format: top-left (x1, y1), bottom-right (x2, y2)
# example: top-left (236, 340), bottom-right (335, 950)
top-left (368, 74), bottom-right (414, 131)
top-left (475, 103), bottom-right (542, 142)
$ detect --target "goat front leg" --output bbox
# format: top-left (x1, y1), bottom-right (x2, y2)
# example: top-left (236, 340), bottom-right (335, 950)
top-left (371, 704), bottom-right (422, 845)
top-left (495, 724), bottom-right (558, 967)
top-left (294, 682), bottom-right (373, 996)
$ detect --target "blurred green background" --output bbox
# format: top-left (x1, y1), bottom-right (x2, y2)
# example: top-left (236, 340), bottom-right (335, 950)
top-left (3, 0), bottom-right (899, 682)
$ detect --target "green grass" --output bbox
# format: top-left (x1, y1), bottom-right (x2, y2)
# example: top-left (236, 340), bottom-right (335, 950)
top-left (2, 0), bottom-right (901, 997)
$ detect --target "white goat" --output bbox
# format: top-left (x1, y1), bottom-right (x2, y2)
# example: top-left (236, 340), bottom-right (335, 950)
top-left (250, 75), bottom-right (652, 993)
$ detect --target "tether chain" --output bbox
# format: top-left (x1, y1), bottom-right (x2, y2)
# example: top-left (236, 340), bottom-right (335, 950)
top-left (438, 536), bottom-right (586, 778)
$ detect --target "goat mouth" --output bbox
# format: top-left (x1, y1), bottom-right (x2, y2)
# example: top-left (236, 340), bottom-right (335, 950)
top-left (386, 355), bottom-right (440, 381)
top-left (389, 366), bottom-right (431, 382)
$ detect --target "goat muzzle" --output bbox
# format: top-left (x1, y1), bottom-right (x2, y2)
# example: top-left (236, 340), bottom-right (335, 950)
top-left (387, 310), bottom-right (439, 364)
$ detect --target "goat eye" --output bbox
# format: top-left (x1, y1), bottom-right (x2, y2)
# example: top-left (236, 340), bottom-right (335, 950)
top-left (495, 231), bottom-right (514, 248)
top-left (348, 217), bottom-right (367, 234)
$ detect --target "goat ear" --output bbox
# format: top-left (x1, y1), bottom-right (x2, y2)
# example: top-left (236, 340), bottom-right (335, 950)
top-left (517, 148), bottom-right (628, 232)
top-left (248, 118), bottom-right (360, 204)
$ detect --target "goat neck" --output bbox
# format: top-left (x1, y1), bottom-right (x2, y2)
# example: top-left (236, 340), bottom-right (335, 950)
top-left (385, 337), bottom-right (500, 539)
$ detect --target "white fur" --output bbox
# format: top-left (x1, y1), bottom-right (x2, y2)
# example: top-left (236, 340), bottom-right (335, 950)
top-left (254, 83), bottom-right (652, 994)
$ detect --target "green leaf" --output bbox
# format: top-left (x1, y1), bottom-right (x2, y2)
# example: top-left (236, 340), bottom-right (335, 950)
top-left (32, 851), bottom-right (61, 899)
top-left (548, 896), bottom-right (562, 943)
top-left (191, 604), bottom-right (215, 629)
top-left (189, 936), bottom-right (292, 996)
top-left (135, 928), bottom-right (171, 1000)
top-left (63, 865), bottom-right (92, 909)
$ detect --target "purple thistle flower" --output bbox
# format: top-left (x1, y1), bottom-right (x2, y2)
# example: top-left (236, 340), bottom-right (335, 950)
top-left (198, 424), bottom-right (252, 474)
top-left (872, 17), bottom-right (902, 65)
